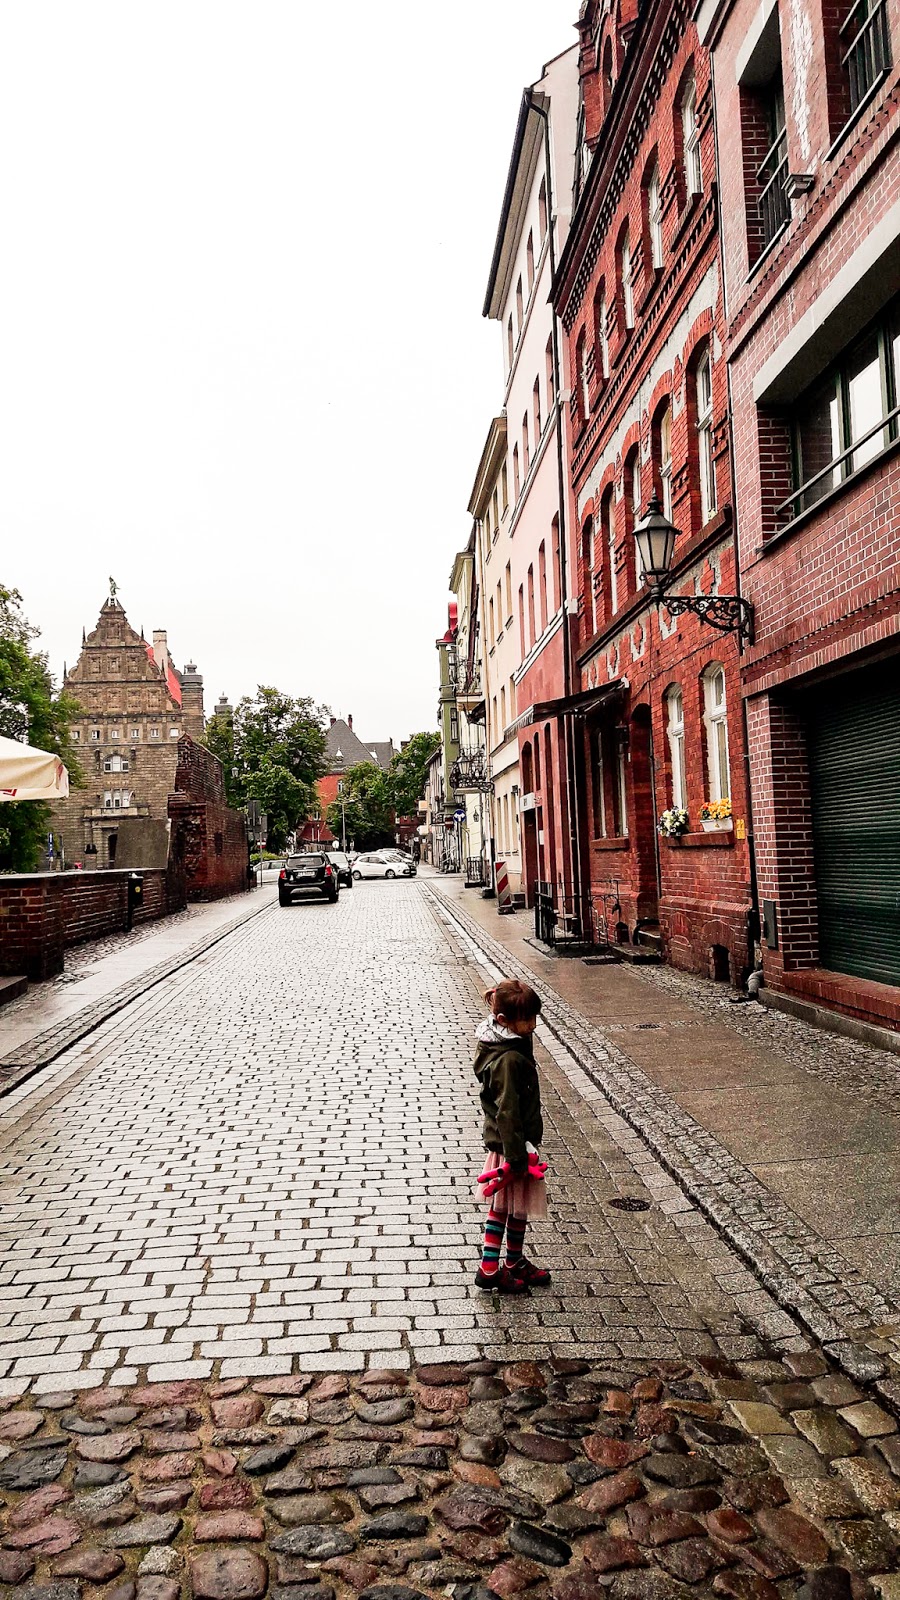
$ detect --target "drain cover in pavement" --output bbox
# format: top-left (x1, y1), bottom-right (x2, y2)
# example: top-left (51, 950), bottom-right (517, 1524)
top-left (608, 1196), bottom-right (651, 1212)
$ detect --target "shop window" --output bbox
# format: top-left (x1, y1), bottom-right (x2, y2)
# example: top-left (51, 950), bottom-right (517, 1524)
top-left (696, 349), bottom-right (717, 523)
top-left (703, 664), bottom-right (730, 803)
top-left (666, 686), bottom-right (687, 809)
top-left (786, 299), bottom-right (900, 520)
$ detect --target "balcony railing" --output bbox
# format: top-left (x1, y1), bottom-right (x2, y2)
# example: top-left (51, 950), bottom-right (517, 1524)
top-left (842, 0), bottom-right (891, 113)
top-left (757, 123), bottom-right (790, 249)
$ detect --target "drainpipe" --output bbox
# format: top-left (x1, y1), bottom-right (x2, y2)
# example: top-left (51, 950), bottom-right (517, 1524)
top-left (708, 44), bottom-right (761, 980)
top-left (528, 90), bottom-right (585, 919)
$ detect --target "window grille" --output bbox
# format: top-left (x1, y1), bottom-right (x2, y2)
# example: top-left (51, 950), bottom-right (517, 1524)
top-left (841, 0), bottom-right (891, 114)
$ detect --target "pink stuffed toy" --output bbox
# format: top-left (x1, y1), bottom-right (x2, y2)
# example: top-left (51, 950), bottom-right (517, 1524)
top-left (478, 1147), bottom-right (548, 1197)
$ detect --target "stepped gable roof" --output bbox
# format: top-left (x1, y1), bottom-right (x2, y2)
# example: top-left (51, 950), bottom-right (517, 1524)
top-left (324, 720), bottom-right (394, 773)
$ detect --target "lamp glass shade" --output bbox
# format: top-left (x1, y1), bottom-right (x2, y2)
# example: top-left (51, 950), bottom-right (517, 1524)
top-left (634, 497), bottom-right (678, 585)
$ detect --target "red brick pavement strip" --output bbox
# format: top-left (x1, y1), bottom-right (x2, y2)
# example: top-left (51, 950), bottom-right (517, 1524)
top-left (0, 1356), bottom-right (898, 1600)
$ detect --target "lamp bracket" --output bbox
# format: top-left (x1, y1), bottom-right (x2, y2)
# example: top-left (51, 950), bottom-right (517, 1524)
top-left (652, 587), bottom-right (755, 645)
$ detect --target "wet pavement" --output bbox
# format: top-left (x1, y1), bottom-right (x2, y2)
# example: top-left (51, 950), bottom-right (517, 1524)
top-left (0, 875), bottom-right (898, 1598)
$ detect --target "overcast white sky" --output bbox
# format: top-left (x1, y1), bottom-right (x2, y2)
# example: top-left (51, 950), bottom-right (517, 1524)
top-left (1, 1), bottom-right (577, 748)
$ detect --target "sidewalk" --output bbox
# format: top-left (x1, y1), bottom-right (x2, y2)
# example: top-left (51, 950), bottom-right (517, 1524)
top-left (0, 882), bottom-right (276, 1085)
top-left (424, 872), bottom-right (900, 1371)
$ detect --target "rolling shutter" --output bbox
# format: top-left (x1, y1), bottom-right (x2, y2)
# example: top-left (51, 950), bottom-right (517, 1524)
top-left (805, 666), bottom-right (900, 987)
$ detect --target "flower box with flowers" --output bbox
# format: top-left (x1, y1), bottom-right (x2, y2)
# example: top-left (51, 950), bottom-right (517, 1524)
top-left (700, 798), bottom-right (732, 832)
top-left (658, 808), bottom-right (689, 840)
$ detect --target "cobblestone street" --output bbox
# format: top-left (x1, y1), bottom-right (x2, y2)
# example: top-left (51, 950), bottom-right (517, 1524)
top-left (0, 882), bottom-right (899, 1599)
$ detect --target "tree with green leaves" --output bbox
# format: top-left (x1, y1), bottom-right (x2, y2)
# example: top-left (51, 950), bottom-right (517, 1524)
top-left (202, 687), bottom-right (328, 852)
top-left (388, 730), bottom-right (441, 816)
top-left (327, 761), bottom-right (395, 852)
top-left (0, 585), bottom-right (83, 872)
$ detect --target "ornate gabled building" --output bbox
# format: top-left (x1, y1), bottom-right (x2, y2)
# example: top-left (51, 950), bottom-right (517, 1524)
top-left (53, 593), bottom-right (206, 867)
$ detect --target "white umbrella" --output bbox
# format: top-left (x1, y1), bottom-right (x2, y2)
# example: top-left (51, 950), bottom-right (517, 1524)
top-left (0, 735), bottom-right (69, 801)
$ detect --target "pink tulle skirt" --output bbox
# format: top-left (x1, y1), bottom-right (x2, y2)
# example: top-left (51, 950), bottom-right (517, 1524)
top-left (475, 1149), bottom-right (548, 1219)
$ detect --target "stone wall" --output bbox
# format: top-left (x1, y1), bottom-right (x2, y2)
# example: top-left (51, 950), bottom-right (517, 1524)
top-left (167, 738), bottom-right (249, 902)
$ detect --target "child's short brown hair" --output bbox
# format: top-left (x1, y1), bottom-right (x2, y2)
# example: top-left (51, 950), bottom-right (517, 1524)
top-left (486, 979), bottom-right (542, 1023)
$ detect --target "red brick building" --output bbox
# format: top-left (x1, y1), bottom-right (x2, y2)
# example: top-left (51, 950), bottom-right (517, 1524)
top-left (699, 0), bottom-right (900, 1028)
top-left (551, 0), bottom-right (754, 981)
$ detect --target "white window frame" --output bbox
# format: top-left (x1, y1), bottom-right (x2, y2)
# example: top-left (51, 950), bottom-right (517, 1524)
top-left (666, 686), bottom-right (687, 810)
top-left (659, 405), bottom-right (673, 519)
top-left (150, 727), bottom-right (160, 739)
top-left (631, 452), bottom-right (644, 582)
top-left (90, 729), bottom-right (101, 741)
top-left (616, 739), bottom-right (628, 835)
top-left (683, 77), bottom-right (702, 195)
top-left (130, 727), bottom-right (140, 740)
top-left (169, 727), bottom-right (180, 739)
top-left (697, 351), bottom-right (716, 523)
top-left (110, 728), bottom-right (119, 740)
top-left (578, 334), bottom-right (590, 419)
top-left (621, 232), bottom-right (634, 330)
top-left (703, 664), bottom-right (730, 802)
top-left (592, 728), bottom-right (607, 838)
top-left (598, 290), bottom-right (610, 378)
top-left (71, 728), bottom-right (80, 741)
top-left (605, 491), bottom-right (618, 615)
top-left (648, 164), bottom-right (663, 268)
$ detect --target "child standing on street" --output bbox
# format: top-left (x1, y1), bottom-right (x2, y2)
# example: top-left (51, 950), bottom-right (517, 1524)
top-left (473, 978), bottom-right (551, 1293)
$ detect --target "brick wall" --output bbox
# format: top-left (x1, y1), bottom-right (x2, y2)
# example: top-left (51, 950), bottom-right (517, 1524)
top-left (0, 868), bottom-right (182, 982)
top-left (709, 0), bottom-right (900, 1027)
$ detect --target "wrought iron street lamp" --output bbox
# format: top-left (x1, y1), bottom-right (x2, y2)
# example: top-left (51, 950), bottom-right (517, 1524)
top-left (634, 496), bottom-right (754, 644)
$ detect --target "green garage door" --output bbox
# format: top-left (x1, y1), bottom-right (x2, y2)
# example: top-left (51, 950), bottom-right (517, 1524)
top-left (804, 666), bottom-right (900, 987)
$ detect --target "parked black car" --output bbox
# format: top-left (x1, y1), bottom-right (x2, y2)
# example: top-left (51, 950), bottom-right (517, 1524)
top-left (279, 854), bottom-right (340, 906)
top-left (324, 850), bottom-right (354, 887)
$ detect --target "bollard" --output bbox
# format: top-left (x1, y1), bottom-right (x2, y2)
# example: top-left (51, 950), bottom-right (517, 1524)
top-left (495, 859), bottom-right (515, 915)
top-left (126, 871), bottom-right (144, 932)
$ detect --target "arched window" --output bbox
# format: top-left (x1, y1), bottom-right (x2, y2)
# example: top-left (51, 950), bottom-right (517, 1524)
top-left (602, 37), bottom-right (614, 112)
top-left (594, 281), bottom-right (610, 380)
top-left (666, 686), bottom-right (687, 809)
top-left (647, 162), bottom-right (663, 269)
top-left (513, 442), bottom-right (520, 497)
top-left (654, 402), bottom-right (673, 519)
top-left (703, 664), bottom-right (730, 802)
top-left (602, 484), bottom-right (618, 617)
top-left (516, 276), bottom-right (524, 332)
top-left (507, 314), bottom-right (514, 370)
top-left (620, 228), bottom-right (634, 331)
top-left (581, 517), bottom-right (595, 635)
top-left (576, 329), bottom-right (590, 420)
top-left (626, 447), bottom-right (643, 585)
top-left (538, 177), bottom-right (548, 241)
top-left (533, 377), bottom-right (542, 440)
top-left (682, 74), bottom-right (702, 195)
top-left (522, 412), bottom-right (530, 474)
top-left (696, 348), bottom-right (716, 523)
top-left (526, 230), bottom-right (535, 293)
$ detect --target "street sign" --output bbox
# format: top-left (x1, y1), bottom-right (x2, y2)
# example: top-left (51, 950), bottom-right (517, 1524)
top-left (454, 807), bottom-right (466, 821)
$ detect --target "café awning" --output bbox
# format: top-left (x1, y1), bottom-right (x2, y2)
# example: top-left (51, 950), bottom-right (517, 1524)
top-left (0, 736), bottom-right (69, 801)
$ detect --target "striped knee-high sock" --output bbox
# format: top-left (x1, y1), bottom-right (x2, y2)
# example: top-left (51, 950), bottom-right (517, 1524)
top-left (505, 1215), bottom-right (527, 1267)
top-left (481, 1208), bottom-right (506, 1274)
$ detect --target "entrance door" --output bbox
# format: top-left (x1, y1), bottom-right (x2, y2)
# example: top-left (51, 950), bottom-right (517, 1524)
top-left (805, 665), bottom-right (900, 986)
top-left (630, 706), bottom-right (660, 923)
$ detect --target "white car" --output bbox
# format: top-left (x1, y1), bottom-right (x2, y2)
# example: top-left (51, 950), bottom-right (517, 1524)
top-left (352, 852), bottom-right (414, 880)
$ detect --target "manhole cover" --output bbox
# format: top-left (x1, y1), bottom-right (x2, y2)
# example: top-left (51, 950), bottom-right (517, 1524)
top-left (608, 1196), bottom-right (651, 1212)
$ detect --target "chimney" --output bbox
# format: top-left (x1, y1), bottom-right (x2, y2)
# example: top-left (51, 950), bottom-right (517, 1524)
top-left (152, 629), bottom-right (169, 675)
top-left (215, 694), bottom-right (233, 721)
top-left (181, 662), bottom-right (205, 740)
top-left (348, 714), bottom-right (353, 730)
